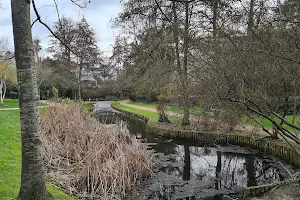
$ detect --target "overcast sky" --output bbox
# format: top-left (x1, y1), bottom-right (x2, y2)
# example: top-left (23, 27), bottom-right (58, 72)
top-left (0, 0), bottom-right (121, 57)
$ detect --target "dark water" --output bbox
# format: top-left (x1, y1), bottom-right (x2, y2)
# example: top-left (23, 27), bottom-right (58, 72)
top-left (97, 111), bottom-right (293, 199)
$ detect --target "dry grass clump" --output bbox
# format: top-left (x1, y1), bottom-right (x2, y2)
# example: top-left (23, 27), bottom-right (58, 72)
top-left (40, 103), bottom-right (152, 199)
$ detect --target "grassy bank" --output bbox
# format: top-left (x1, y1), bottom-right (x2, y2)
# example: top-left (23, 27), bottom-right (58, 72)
top-left (121, 100), bottom-right (300, 132)
top-left (126, 101), bottom-right (201, 115)
top-left (112, 101), bottom-right (180, 124)
top-left (0, 99), bottom-right (47, 109)
top-left (112, 101), bottom-right (159, 122)
top-left (244, 115), bottom-right (300, 131)
top-left (0, 109), bottom-right (75, 199)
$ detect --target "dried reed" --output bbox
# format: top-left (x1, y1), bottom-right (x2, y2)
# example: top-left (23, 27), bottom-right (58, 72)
top-left (40, 103), bottom-right (152, 199)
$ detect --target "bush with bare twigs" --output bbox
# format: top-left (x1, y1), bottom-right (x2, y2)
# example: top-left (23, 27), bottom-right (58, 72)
top-left (40, 103), bottom-right (152, 199)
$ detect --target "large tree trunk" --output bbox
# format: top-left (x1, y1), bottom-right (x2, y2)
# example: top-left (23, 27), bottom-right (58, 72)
top-left (182, 1), bottom-right (190, 125)
top-left (172, 1), bottom-right (190, 125)
top-left (11, 0), bottom-right (53, 199)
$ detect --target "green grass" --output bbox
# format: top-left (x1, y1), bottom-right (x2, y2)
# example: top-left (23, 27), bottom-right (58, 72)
top-left (0, 99), bottom-right (19, 108)
top-left (127, 101), bottom-right (157, 109)
top-left (244, 115), bottom-right (300, 132)
top-left (120, 100), bottom-right (300, 131)
top-left (81, 101), bottom-right (96, 112)
top-left (112, 101), bottom-right (180, 124)
top-left (0, 99), bottom-right (47, 109)
top-left (126, 100), bottom-right (201, 115)
top-left (0, 109), bottom-right (75, 199)
top-left (112, 101), bottom-right (158, 122)
top-left (61, 98), bottom-right (73, 104)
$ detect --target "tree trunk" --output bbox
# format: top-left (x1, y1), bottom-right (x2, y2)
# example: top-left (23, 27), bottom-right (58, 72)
top-left (78, 65), bottom-right (82, 101)
top-left (248, 0), bottom-right (255, 35)
top-left (212, 0), bottom-right (219, 37)
top-left (3, 79), bottom-right (6, 103)
top-left (172, 1), bottom-right (190, 125)
top-left (11, 0), bottom-right (53, 199)
top-left (0, 79), bottom-right (3, 104)
top-left (182, 1), bottom-right (190, 125)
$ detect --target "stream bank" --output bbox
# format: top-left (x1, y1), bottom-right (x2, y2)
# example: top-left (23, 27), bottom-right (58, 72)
top-left (94, 102), bottom-right (297, 199)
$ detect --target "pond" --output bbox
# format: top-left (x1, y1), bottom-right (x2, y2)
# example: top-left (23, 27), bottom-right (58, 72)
top-left (95, 107), bottom-right (294, 200)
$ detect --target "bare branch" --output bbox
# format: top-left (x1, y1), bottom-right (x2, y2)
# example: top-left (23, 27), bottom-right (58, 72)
top-left (31, 19), bottom-right (38, 27)
top-left (31, 0), bottom-right (79, 57)
top-left (154, 0), bottom-right (172, 23)
top-left (0, 54), bottom-right (15, 61)
top-left (70, 0), bottom-right (90, 8)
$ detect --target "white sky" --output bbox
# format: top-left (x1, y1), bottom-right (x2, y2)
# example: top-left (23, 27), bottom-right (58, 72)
top-left (0, 0), bottom-right (121, 57)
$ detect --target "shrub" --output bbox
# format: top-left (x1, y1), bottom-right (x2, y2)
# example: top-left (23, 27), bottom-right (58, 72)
top-left (156, 104), bottom-right (170, 124)
top-left (220, 109), bottom-right (242, 131)
top-left (40, 86), bottom-right (59, 100)
top-left (40, 103), bottom-right (152, 199)
top-left (50, 86), bottom-right (58, 99)
top-left (7, 91), bottom-right (18, 99)
top-left (199, 116), bottom-right (219, 131)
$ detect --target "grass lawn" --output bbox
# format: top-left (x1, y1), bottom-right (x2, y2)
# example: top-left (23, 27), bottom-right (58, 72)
top-left (0, 99), bottom-right (47, 109)
top-left (119, 100), bottom-right (300, 132)
top-left (244, 115), bottom-right (300, 132)
top-left (112, 101), bottom-right (180, 124)
top-left (112, 101), bottom-right (158, 122)
top-left (126, 100), bottom-right (201, 115)
top-left (0, 109), bottom-right (75, 199)
top-left (0, 99), bottom-right (19, 108)
top-left (127, 101), bottom-right (157, 109)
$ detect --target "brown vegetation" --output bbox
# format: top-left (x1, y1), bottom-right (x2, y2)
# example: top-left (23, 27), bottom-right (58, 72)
top-left (40, 103), bottom-right (152, 199)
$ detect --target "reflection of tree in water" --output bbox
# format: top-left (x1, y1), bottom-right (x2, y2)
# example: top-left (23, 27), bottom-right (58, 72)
top-left (121, 118), bottom-right (179, 155)
top-left (119, 118), bottom-right (288, 190)
top-left (215, 151), bottom-right (221, 190)
top-left (183, 145), bottom-right (190, 180)
top-left (173, 146), bottom-right (277, 189)
top-left (245, 155), bottom-right (256, 186)
top-left (253, 160), bottom-right (283, 185)
top-left (220, 153), bottom-right (247, 189)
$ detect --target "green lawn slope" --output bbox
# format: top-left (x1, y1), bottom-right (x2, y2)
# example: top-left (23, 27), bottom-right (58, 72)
top-left (0, 109), bottom-right (75, 199)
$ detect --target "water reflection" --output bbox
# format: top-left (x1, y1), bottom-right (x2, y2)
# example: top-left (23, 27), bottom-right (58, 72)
top-left (115, 117), bottom-right (289, 190)
top-left (97, 112), bottom-right (290, 197)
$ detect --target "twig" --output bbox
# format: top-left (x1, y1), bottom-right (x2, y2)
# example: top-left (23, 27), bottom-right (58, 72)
top-left (154, 0), bottom-right (172, 23)
top-left (278, 161), bottom-right (292, 178)
top-left (31, 0), bottom-right (79, 57)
